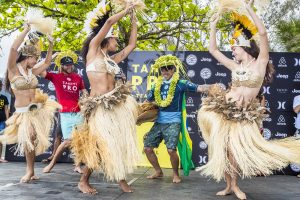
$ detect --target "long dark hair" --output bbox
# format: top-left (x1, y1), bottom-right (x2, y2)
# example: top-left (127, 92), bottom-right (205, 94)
top-left (81, 11), bottom-right (111, 65)
top-left (242, 41), bottom-right (275, 85)
top-left (4, 53), bottom-right (28, 93)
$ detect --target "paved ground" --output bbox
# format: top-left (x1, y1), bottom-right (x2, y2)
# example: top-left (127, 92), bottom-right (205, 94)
top-left (0, 162), bottom-right (300, 200)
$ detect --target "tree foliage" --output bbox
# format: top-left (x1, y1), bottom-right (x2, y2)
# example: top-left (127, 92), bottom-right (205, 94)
top-left (0, 0), bottom-right (214, 51)
top-left (0, 0), bottom-right (299, 52)
top-left (276, 18), bottom-right (300, 52)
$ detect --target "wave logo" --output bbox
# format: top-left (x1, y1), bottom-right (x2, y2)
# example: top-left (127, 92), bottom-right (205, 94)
top-left (187, 70), bottom-right (195, 78)
top-left (200, 68), bottom-right (212, 79)
top-left (48, 82), bottom-right (55, 91)
top-left (290, 163), bottom-right (300, 172)
top-left (263, 128), bottom-right (272, 140)
top-left (186, 54), bottom-right (197, 65)
top-left (199, 141), bottom-right (208, 149)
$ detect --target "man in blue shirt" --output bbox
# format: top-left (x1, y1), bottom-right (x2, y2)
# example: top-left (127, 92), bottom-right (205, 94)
top-left (143, 55), bottom-right (209, 183)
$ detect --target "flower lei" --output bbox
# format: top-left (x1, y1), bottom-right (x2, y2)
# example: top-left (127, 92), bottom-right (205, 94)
top-left (154, 72), bottom-right (179, 107)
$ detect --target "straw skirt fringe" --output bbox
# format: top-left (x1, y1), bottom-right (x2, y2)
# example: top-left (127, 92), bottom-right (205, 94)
top-left (197, 88), bottom-right (300, 182)
top-left (71, 84), bottom-right (141, 182)
top-left (0, 89), bottom-right (61, 156)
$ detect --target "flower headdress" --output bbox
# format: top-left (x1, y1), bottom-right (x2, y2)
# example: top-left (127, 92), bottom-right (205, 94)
top-left (18, 8), bottom-right (57, 57)
top-left (149, 55), bottom-right (187, 79)
top-left (54, 51), bottom-right (78, 67)
top-left (230, 12), bottom-right (258, 47)
top-left (18, 32), bottom-right (43, 57)
top-left (149, 55), bottom-right (188, 108)
top-left (84, 0), bottom-right (146, 37)
top-left (211, 0), bottom-right (270, 47)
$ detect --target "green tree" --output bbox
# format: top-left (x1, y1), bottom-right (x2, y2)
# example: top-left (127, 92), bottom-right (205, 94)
top-left (275, 19), bottom-right (300, 52)
top-left (262, 0), bottom-right (300, 51)
top-left (0, 0), bottom-right (213, 51)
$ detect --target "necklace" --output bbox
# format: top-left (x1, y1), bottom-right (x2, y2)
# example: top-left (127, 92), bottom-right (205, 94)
top-left (100, 49), bottom-right (121, 75)
top-left (154, 73), bottom-right (179, 107)
top-left (240, 58), bottom-right (256, 70)
top-left (17, 64), bottom-right (32, 83)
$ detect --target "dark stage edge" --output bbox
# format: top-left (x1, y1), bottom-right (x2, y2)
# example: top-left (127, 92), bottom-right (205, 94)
top-left (0, 162), bottom-right (300, 200)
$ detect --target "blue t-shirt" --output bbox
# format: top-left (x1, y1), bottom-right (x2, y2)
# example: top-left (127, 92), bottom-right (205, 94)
top-left (147, 79), bottom-right (198, 123)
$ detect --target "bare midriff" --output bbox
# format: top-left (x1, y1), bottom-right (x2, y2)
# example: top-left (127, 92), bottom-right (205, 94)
top-left (13, 89), bottom-right (36, 108)
top-left (225, 86), bottom-right (260, 107)
top-left (87, 72), bottom-right (115, 96)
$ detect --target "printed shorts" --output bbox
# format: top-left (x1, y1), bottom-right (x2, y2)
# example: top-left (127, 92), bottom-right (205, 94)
top-left (143, 122), bottom-right (181, 150)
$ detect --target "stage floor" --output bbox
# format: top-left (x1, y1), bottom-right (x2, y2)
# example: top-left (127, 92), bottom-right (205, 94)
top-left (0, 162), bottom-right (299, 200)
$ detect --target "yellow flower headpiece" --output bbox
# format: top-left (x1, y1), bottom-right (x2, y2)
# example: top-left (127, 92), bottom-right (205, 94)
top-left (149, 55), bottom-right (187, 78)
top-left (54, 51), bottom-right (78, 67)
top-left (89, 3), bottom-right (112, 29)
top-left (230, 12), bottom-right (258, 47)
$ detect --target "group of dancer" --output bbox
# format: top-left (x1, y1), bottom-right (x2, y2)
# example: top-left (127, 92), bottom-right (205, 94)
top-left (0, 0), bottom-right (300, 199)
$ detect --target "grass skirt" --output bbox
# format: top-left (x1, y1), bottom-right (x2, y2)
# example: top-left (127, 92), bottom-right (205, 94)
top-left (71, 84), bottom-right (141, 182)
top-left (0, 89), bottom-right (61, 156)
top-left (197, 86), bottom-right (300, 182)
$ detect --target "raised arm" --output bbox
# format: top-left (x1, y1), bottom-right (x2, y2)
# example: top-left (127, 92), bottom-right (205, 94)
top-left (33, 35), bottom-right (54, 76)
top-left (39, 52), bottom-right (59, 78)
top-left (7, 24), bottom-right (31, 72)
top-left (88, 4), bottom-right (135, 58)
top-left (245, 0), bottom-right (269, 64)
top-left (208, 14), bottom-right (238, 71)
top-left (111, 11), bottom-right (137, 64)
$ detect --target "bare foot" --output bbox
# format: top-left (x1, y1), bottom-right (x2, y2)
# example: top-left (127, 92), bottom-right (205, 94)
top-left (172, 175), bottom-right (181, 183)
top-left (31, 175), bottom-right (39, 180)
top-left (216, 188), bottom-right (232, 196)
top-left (147, 171), bottom-right (163, 179)
top-left (20, 173), bottom-right (34, 183)
top-left (119, 180), bottom-right (133, 193)
top-left (0, 158), bottom-right (8, 163)
top-left (43, 164), bottom-right (54, 173)
top-left (78, 181), bottom-right (98, 194)
top-left (297, 174), bottom-right (300, 178)
top-left (232, 186), bottom-right (247, 200)
top-left (74, 166), bottom-right (83, 174)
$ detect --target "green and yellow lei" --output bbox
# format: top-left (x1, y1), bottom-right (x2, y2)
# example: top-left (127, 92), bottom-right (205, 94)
top-left (154, 73), bottom-right (179, 107)
top-left (150, 55), bottom-right (186, 107)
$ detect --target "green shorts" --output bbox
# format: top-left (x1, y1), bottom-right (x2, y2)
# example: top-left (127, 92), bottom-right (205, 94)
top-left (143, 122), bottom-right (181, 150)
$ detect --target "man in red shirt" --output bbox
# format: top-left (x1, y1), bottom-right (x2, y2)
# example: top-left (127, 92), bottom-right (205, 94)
top-left (40, 51), bottom-right (87, 173)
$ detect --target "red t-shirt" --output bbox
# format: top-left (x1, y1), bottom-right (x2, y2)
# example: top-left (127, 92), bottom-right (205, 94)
top-left (45, 72), bottom-right (85, 112)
